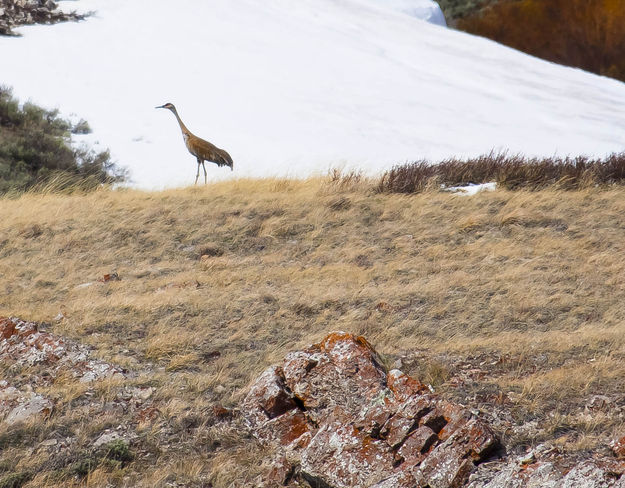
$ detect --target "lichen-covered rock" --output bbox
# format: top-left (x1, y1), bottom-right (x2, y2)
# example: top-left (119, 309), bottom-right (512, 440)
top-left (300, 420), bottom-right (397, 488)
top-left (467, 454), bottom-right (625, 488)
top-left (0, 317), bottom-right (124, 383)
top-left (612, 434), bottom-right (625, 459)
top-left (0, 317), bottom-right (126, 426)
top-left (242, 331), bottom-right (499, 488)
top-left (281, 332), bottom-right (388, 423)
top-left (0, 380), bottom-right (52, 424)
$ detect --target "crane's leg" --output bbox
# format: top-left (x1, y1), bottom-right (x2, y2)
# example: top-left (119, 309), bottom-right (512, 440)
top-left (195, 159), bottom-right (201, 185)
top-left (202, 161), bottom-right (208, 184)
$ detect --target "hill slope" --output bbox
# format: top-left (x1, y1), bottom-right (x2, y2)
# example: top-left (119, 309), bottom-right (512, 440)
top-left (1, 0), bottom-right (625, 187)
top-left (1, 182), bottom-right (625, 485)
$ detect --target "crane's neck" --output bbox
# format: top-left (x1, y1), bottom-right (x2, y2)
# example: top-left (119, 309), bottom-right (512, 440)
top-left (170, 107), bottom-right (191, 136)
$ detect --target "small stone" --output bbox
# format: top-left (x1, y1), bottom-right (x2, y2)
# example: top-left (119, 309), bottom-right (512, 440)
top-left (132, 387), bottom-right (154, 401)
top-left (93, 431), bottom-right (121, 447)
top-left (5, 394), bottom-right (52, 425)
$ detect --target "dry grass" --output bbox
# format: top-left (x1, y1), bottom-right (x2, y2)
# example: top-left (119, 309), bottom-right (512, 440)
top-left (2, 178), bottom-right (625, 485)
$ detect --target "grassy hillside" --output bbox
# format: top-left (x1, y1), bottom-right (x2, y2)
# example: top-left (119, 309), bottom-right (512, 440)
top-left (2, 179), bottom-right (625, 486)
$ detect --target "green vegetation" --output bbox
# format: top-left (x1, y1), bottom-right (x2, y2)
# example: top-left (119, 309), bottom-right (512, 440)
top-left (437, 0), bottom-right (496, 21)
top-left (0, 86), bottom-right (125, 194)
top-left (69, 440), bottom-right (134, 479)
top-left (0, 472), bottom-right (31, 488)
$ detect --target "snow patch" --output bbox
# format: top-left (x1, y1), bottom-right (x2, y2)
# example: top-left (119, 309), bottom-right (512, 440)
top-left (443, 182), bottom-right (497, 195)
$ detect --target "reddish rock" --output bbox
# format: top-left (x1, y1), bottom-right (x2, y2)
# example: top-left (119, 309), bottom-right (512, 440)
top-left (261, 409), bottom-right (310, 447)
top-left (397, 395), bottom-right (434, 422)
top-left (242, 331), bottom-right (500, 488)
top-left (356, 399), bottom-right (394, 437)
top-left (0, 317), bottom-right (123, 382)
top-left (246, 366), bottom-right (296, 419)
top-left (265, 454), bottom-right (294, 487)
top-left (397, 426), bottom-right (438, 466)
top-left (417, 446), bottom-right (474, 488)
top-left (212, 405), bottom-right (232, 420)
top-left (612, 434), bottom-right (625, 459)
top-left (300, 419), bottom-right (396, 488)
top-left (98, 272), bottom-right (120, 282)
top-left (370, 471), bottom-right (419, 488)
top-left (281, 332), bottom-right (387, 423)
top-left (417, 417), bottom-right (498, 488)
top-left (420, 408), bottom-right (449, 435)
top-left (437, 402), bottom-right (472, 442)
top-left (383, 414), bottom-right (417, 448)
top-left (387, 369), bottom-right (428, 401)
top-left (0, 317), bottom-right (18, 339)
top-left (468, 457), bottom-right (625, 488)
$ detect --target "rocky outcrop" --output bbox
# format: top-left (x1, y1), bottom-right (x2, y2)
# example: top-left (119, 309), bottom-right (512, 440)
top-left (242, 332), bottom-right (499, 487)
top-left (242, 332), bottom-right (625, 487)
top-left (0, 317), bottom-right (124, 424)
top-left (0, 317), bottom-right (124, 382)
top-left (468, 452), bottom-right (625, 488)
top-left (0, 380), bottom-right (52, 425)
top-left (0, 0), bottom-right (84, 36)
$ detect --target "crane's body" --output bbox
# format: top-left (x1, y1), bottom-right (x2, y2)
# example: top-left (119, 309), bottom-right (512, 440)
top-left (156, 103), bottom-right (233, 184)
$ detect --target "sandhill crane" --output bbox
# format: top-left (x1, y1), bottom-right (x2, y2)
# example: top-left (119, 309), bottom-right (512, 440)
top-left (156, 103), bottom-right (233, 184)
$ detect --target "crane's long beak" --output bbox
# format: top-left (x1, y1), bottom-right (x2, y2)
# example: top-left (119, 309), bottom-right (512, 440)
top-left (155, 104), bottom-right (165, 109)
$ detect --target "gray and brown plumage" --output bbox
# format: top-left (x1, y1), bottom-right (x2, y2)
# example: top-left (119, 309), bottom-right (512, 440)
top-left (156, 102), bottom-right (233, 184)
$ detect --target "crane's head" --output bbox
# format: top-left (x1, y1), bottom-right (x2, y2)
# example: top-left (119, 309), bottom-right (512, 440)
top-left (155, 102), bottom-right (176, 111)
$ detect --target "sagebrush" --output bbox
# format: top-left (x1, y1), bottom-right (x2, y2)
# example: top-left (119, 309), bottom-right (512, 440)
top-left (0, 86), bottom-right (126, 194)
top-left (378, 152), bottom-right (625, 193)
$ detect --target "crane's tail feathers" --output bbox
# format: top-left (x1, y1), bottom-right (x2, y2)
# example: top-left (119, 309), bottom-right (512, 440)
top-left (218, 149), bottom-right (234, 171)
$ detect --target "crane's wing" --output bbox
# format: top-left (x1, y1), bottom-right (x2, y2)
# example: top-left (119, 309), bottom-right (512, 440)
top-left (195, 137), bottom-right (234, 168)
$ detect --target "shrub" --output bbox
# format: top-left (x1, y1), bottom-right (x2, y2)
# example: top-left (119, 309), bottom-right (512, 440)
top-left (0, 472), bottom-right (31, 488)
top-left (0, 86), bottom-right (126, 194)
top-left (68, 440), bottom-right (134, 479)
top-left (377, 151), bottom-right (625, 193)
top-left (457, 0), bottom-right (625, 82)
top-left (437, 0), bottom-right (497, 21)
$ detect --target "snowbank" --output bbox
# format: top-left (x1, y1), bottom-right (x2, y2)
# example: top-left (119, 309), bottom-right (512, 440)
top-left (1, 0), bottom-right (624, 188)
top-left (365, 0), bottom-right (446, 25)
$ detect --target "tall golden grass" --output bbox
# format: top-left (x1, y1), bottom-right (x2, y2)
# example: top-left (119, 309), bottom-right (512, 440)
top-left (2, 178), bottom-right (625, 486)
